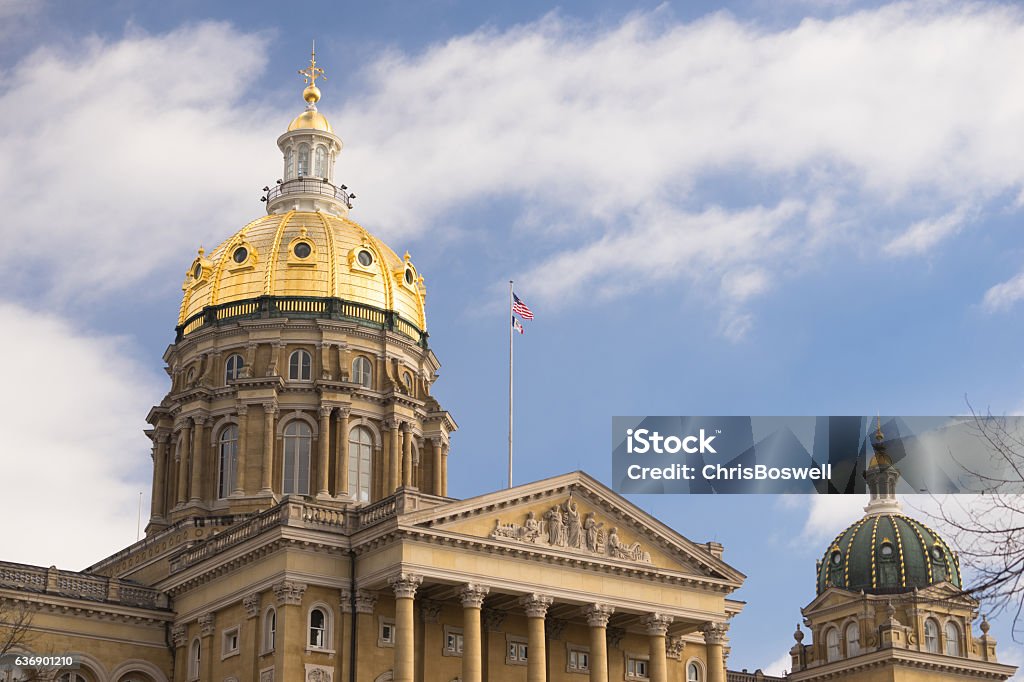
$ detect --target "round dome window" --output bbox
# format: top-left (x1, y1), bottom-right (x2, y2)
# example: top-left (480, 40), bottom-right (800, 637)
top-left (880, 543), bottom-right (894, 558)
top-left (830, 550), bottom-right (841, 566)
top-left (192, 263), bottom-right (203, 279)
top-left (357, 249), bottom-right (373, 267)
top-left (931, 546), bottom-right (943, 561)
top-left (294, 242), bottom-right (312, 259)
top-left (232, 247), bottom-right (248, 264)
top-left (404, 268), bottom-right (414, 285)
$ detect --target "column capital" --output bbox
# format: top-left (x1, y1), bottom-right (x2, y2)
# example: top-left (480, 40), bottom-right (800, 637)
top-left (198, 613), bottom-right (215, 637)
top-left (458, 583), bottom-right (490, 608)
top-left (583, 603), bottom-right (615, 627)
top-left (389, 572), bottom-right (423, 599)
top-left (273, 580), bottom-right (307, 606)
top-left (319, 405), bottom-right (333, 418)
top-left (519, 593), bottom-right (554, 618)
top-left (191, 414), bottom-right (209, 427)
top-left (641, 613), bottom-right (673, 636)
top-left (384, 417), bottom-right (399, 430)
top-left (337, 407), bottom-right (352, 419)
top-left (340, 588), bottom-right (379, 614)
top-left (263, 401), bottom-right (279, 415)
top-left (420, 599), bottom-right (443, 624)
top-left (171, 624), bottom-right (188, 648)
top-left (156, 430), bottom-right (172, 444)
top-left (243, 593), bottom-right (261, 618)
top-left (700, 622), bottom-right (729, 644)
top-left (667, 635), bottom-right (686, 660)
top-left (237, 403), bottom-right (249, 416)
top-left (400, 420), bottom-right (412, 433)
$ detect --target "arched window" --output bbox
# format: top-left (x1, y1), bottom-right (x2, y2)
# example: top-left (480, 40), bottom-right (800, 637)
top-left (352, 356), bottom-right (372, 388)
top-left (314, 145), bottom-right (327, 178)
top-left (285, 148), bottom-right (295, 179)
top-left (686, 661), bottom-right (701, 682)
top-left (264, 608), bottom-right (277, 652)
top-left (309, 606), bottom-right (330, 649)
top-left (944, 621), bottom-right (961, 656)
top-left (188, 639), bottom-right (201, 680)
top-left (289, 350), bottom-right (312, 381)
top-left (924, 618), bottom-right (939, 653)
top-left (225, 354), bottom-right (244, 382)
top-left (297, 144), bottom-right (310, 177)
top-left (348, 426), bottom-right (373, 502)
top-left (283, 421), bottom-right (312, 495)
top-left (826, 627), bottom-right (841, 661)
top-left (218, 425), bottom-right (238, 498)
top-left (845, 621), bottom-right (860, 657)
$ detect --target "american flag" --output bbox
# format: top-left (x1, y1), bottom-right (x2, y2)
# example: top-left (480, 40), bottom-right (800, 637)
top-left (512, 293), bottom-right (534, 320)
top-left (512, 316), bottom-right (524, 334)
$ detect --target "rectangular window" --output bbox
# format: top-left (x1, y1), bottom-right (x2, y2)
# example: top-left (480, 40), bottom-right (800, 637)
top-left (222, 626), bottom-right (240, 658)
top-left (443, 625), bottom-right (464, 656)
top-left (567, 644), bottom-right (590, 673)
top-left (506, 636), bottom-right (528, 665)
top-left (378, 618), bottom-right (396, 648)
top-left (626, 655), bottom-right (650, 680)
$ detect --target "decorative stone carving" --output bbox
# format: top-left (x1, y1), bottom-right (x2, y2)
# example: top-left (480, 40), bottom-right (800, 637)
top-left (273, 580), bottom-right (307, 606)
top-left (640, 613), bottom-right (673, 636)
top-left (244, 593), bottom-right (261, 618)
top-left (171, 624), bottom-right (188, 648)
top-left (545, 618), bottom-right (567, 641)
top-left (490, 499), bottom-right (651, 563)
top-left (306, 665), bottom-right (332, 682)
top-left (389, 572), bottom-right (423, 599)
top-left (341, 588), bottom-right (379, 614)
top-left (520, 593), bottom-right (553, 618)
top-left (667, 636), bottom-right (686, 660)
top-left (459, 583), bottom-right (489, 608)
top-left (583, 603), bottom-right (614, 628)
top-left (700, 622), bottom-right (729, 645)
top-left (199, 612), bottom-right (215, 637)
top-left (259, 668), bottom-right (274, 682)
top-left (483, 608), bottom-right (506, 632)
top-left (606, 626), bottom-right (625, 649)
top-left (420, 599), bottom-right (442, 624)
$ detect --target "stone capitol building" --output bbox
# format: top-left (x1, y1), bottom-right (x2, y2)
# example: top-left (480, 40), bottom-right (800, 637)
top-left (0, 54), bottom-right (1016, 682)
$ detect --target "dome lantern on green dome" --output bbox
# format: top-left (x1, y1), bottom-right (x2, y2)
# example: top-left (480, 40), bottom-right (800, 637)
top-left (814, 424), bottom-right (961, 595)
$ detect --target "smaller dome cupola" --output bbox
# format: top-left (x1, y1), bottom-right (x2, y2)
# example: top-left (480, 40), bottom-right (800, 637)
top-left (863, 418), bottom-right (902, 516)
top-left (265, 43), bottom-right (351, 217)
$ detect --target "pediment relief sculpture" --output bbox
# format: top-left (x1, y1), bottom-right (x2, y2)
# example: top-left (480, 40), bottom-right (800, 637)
top-left (489, 498), bottom-right (652, 564)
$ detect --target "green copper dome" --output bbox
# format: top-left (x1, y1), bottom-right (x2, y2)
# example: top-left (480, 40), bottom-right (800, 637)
top-left (816, 513), bottom-right (961, 595)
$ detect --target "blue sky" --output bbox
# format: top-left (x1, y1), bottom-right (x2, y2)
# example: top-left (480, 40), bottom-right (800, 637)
top-left (2, 0), bottom-right (1024, 675)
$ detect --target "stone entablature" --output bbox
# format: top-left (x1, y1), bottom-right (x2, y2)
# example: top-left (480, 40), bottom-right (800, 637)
top-left (0, 560), bottom-right (168, 610)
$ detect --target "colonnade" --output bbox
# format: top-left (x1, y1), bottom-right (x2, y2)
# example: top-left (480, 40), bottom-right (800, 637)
top-left (386, 572), bottom-right (728, 682)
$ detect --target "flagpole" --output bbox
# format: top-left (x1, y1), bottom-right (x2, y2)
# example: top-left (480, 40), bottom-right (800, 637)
top-left (508, 280), bottom-right (514, 489)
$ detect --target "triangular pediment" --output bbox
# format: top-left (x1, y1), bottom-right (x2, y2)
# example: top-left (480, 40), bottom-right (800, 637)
top-left (399, 471), bottom-right (744, 586)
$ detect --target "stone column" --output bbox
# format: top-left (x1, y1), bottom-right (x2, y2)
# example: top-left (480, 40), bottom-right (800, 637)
top-left (401, 422), bottom-right (413, 488)
top-left (244, 341), bottom-right (257, 377)
top-left (389, 573), bottom-right (422, 682)
top-left (176, 424), bottom-right (191, 505)
top-left (381, 419), bottom-right (393, 498)
top-left (242, 594), bottom-right (261, 682)
top-left (700, 623), bottom-right (728, 682)
top-left (459, 583), bottom-right (489, 682)
top-left (199, 613), bottom-right (215, 681)
top-left (318, 406), bottom-right (332, 496)
top-left (583, 604), bottom-right (614, 682)
top-left (389, 420), bottom-right (401, 493)
top-left (151, 432), bottom-right (169, 518)
top-left (641, 614), bottom-right (673, 682)
top-left (171, 625), bottom-right (187, 682)
top-left (521, 593), bottom-right (553, 682)
top-left (430, 438), bottom-right (442, 496)
top-left (340, 589), bottom-right (378, 682)
top-left (261, 402), bottom-right (277, 493)
top-left (441, 443), bottom-right (449, 497)
top-left (189, 416), bottom-right (206, 502)
top-left (273, 580), bottom-right (307, 682)
top-left (335, 408), bottom-right (350, 496)
top-left (233, 406), bottom-right (248, 496)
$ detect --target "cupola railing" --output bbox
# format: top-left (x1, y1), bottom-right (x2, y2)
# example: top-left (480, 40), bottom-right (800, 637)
top-left (262, 177), bottom-right (355, 208)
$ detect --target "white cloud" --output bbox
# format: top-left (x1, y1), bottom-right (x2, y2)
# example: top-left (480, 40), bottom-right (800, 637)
top-left (0, 301), bottom-right (161, 569)
top-left (762, 651), bottom-right (793, 677)
top-left (0, 22), bottom-right (279, 301)
top-left (982, 270), bottom-right (1024, 312)
top-left (885, 203), bottom-right (974, 256)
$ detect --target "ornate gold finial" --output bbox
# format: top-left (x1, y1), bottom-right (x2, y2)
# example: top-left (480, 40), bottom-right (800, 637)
top-left (875, 414), bottom-right (884, 442)
top-left (298, 40), bottom-right (326, 105)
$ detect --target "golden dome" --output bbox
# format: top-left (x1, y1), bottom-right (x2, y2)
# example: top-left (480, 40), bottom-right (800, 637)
top-left (287, 108), bottom-right (333, 133)
top-left (179, 211), bottom-right (426, 336)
